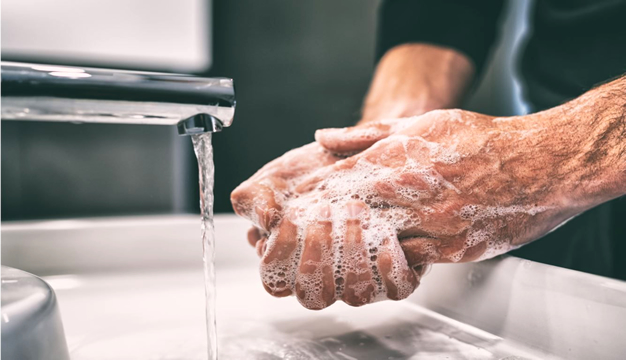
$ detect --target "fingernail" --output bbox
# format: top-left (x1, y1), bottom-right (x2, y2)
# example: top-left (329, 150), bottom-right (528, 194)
top-left (347, 202), bottom-right (365, 217)
top-left (319, 205), bottom-right (331, 219)
top-left (315, 128), bottom-right (336, 139)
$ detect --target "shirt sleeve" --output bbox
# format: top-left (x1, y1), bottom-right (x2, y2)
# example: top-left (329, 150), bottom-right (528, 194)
top-left (377, 0), bottom-right (505, 74)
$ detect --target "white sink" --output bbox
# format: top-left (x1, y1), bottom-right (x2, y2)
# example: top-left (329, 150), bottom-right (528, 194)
top-left (3, 215), bottom-right (626, 359)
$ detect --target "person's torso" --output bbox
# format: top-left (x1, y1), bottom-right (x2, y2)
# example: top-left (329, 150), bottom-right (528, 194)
top-left (521, 0), bottom-right (626, 112)
top-left (513, 0), bottom-right (626, 280)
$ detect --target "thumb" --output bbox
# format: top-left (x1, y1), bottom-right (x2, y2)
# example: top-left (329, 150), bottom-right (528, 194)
top-left (315, 119), bottom-right (400, 155)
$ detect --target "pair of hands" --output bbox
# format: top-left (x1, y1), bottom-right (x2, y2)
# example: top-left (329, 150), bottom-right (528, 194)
top-left (230, 44), bottom-right (625, 310)
top-left (231, 108), bottom-right (576, 310)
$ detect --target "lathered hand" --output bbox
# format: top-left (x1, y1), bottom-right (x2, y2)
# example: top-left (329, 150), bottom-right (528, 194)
top-left (235, 110), bottom-right (572, 309)
top-left (232, 76), bottom-right (626, 310)
top-left (231, 142), bottom-right (341, 254)
top-left (314, 110), bottom-right (573, 269)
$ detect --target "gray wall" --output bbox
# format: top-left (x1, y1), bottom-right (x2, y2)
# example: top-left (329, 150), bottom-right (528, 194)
top-left (207, 0), bottom-right (382, 213)
top-left (207, 0), bottom-right (532, 213)
top-left (1, 122), bottom-right (194, 220)
top-left (1, 0), bottom-right (531, 219)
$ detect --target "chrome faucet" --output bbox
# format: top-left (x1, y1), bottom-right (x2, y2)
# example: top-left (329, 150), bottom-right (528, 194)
top-left (1, 62), bottom-right (235, 135)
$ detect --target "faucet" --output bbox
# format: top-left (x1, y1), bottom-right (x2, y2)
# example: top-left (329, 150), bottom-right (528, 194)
top-left (1, 62), bottom-right (236, 360)
top-left (1, 62), bottom-right (235, 135)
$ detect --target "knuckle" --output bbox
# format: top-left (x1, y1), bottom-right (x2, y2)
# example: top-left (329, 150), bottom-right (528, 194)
top-left (263, 282), bottom-right (292, 298)
top-left (256, 205), bottom-right (282, 230)
top-left (261, 266), bottom-right (292, 298)
top-left (343, 296), bottom-right (368, 307)
top-left (230, 184), bottom-right (255, 217)
top-left (295, 283), bottom-right (332, 310)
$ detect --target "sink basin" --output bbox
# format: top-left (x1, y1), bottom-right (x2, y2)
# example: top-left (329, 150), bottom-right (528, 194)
top-left (39, 268), bottom-right (529, 360)
top-left (3, 215), bottom-right (626, 359)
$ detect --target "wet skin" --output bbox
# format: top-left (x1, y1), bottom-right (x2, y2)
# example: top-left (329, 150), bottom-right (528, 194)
top-left (232, 77), bottom-right (626, 310)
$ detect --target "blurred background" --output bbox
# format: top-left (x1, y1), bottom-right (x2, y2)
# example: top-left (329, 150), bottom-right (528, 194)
top-left (1, 0), bottom-right (532, 220)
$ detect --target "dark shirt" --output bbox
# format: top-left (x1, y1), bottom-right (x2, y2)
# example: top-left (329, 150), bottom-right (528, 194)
top-left (378, 0), bottom-right (626, 110)
top-left (377, 0), bottom-right (626, 279)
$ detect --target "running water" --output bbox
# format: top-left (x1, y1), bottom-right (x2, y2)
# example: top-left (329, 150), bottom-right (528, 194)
top-left (192, 132), bottom-right (218, 360)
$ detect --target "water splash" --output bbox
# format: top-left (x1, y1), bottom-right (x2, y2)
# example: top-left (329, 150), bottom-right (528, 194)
top-left (192, 133), bottom-right (218, 360)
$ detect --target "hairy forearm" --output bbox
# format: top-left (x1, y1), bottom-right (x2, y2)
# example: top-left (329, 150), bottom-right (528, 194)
top-left (526, 76), bottom-right (626, 211)
top-left (565, 76), bottom-right (626, 205)
top-left (360, 43), bottom-right (475, 124)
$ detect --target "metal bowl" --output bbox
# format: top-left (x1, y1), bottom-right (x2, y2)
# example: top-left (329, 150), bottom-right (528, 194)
top-left (1, 266), bottom-right (70, 360)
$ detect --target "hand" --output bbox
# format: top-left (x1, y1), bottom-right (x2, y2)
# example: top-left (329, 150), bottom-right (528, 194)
top-left (313, 109), bottom-right (581, 271)
top-left (230, 122), bottom-right (426, 264)
top-left (233, 107), bottom-right (564, 310)
top-left (231, 142), bottom-right (342, 254)
top-left (260, 108), bottom-right (600, 310)
top-left (232, 74), bottom-right (625, 311)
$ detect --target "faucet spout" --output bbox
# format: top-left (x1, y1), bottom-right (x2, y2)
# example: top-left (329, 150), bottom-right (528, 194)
top-left (178, 114), bottom-right (223, 135)
top-left (0, 62), bottom-right (235, 135)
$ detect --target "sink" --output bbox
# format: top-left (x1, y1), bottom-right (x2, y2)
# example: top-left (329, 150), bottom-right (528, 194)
top-left (39, 269), bottom-right (527, 360)
top-left (3, 214), bottom-right (626, 359)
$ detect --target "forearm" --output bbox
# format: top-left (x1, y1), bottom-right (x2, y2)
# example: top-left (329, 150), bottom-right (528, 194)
top-left (565, 76), bottom-right (626, 205)
top-left (528, 76), bottom-right (626, 211)
top-left (360, 43), bottom-right (475, 124)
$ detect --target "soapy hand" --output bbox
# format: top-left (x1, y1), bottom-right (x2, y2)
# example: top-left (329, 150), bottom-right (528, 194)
top-left (230, 142), bottom-right (343, 254)
top-left (232, 108), bottom-right (600, 310)
top-left (231, 121), bottom-right (423, 308)
top-left (233, 74), bottom-right (626, 310)
top-left (312, 110), bottom-right (575, 268)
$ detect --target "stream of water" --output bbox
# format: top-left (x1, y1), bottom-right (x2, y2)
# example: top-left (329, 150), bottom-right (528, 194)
top-left (192, 132), bottom-right (218, 360)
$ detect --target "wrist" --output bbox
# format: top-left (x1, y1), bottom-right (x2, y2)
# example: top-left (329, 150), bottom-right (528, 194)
top-left (522, 79), bottom-right (626, 211)
top-left (360, 43), bottom-right (475, 124)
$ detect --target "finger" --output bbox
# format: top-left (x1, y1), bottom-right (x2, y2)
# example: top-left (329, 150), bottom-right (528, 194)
top-left (247, 227), bottom-right (263, 247)
top-left (244, 143), bottom-right (327, 181)
top-left (245, 143), bottom-right (340, 192)
top-left (441, 227), bottom-right (490, 263)
top-left (341, 201), bottom-right (375, 307)
top-left (399, 237), bottom-right (441, 269)
top-left (270, 143), bottom-right (339, 179)
top-left (231, 180), bottom-right (283, 231)
top-left (376, 235), bottom-right (419, 301)
top-left (436, 233), bottom-right (473, 263)
top-left (259, 215), bottom-right (300, 298)
top-left (294, 156), bottom-right (359, 194)
top-left (262, 282), bottom-right (291, 297)
top-left (293, 171), bottom-right (329, 194)
top-left (400, 232), bottom-right (487, 266)
top-left (315, 120), bottom-right (399, 155)
top-left (295, 205), bottom-right (336, 310)
top-left (255, 236), bottom-right (268, 257)
top-left (459, 241), bottom-right (488, 262)
top-left (411, 264), bottom-right (431, 277)
top-left (380, 173), bottom-right (434, 208)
